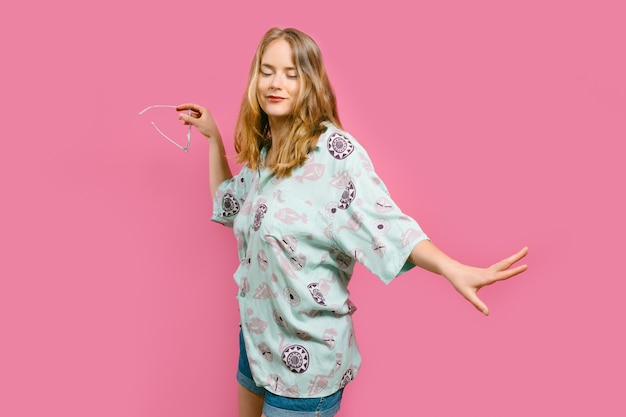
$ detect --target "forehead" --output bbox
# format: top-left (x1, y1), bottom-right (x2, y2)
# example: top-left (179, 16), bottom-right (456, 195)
top-left (261, 38), bottom-right (295, 67)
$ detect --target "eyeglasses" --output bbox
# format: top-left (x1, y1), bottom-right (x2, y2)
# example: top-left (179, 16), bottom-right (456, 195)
top-left (139, 104), bottom-right (191, 152)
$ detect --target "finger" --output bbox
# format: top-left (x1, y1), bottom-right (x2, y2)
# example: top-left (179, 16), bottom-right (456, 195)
top-left (178, 112), bottom-right (198, 127)
top-left (464, 290), bottom-right (489, 316)
top-left (494, 264), bottom-right (528, 282)
top-left (491, 246), bottom-right (529, 271)
top-left (176, 102), bottom-right (204, 113)
top-left (177, 111), bottom-right (201, 123)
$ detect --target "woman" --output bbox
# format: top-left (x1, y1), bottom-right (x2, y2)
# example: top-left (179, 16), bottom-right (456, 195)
top-left (177, 27), bottom-right (528, 417)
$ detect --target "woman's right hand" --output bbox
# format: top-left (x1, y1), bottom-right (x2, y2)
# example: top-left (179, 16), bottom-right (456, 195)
top-left (177, 103), bottom-right (233, 196)
top-left (176, 103), bottom-right (222, 142)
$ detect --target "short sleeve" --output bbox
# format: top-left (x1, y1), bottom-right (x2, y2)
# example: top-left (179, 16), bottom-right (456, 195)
top-left (211, 166), bottom-right (253, 228)
top-left (330, 138), bottom-right (428, 284)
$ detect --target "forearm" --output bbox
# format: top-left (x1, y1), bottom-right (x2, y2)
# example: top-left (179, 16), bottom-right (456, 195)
top-left (407, 239), bottom-right (463, 279)
top-left (208, 136), bottom-right (233, 198)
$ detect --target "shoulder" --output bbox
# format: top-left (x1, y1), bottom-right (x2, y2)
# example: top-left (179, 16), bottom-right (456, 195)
top-left (312, 123), bottom-right (376, 179)
top-left (316, 123), bottom-right (369, 163)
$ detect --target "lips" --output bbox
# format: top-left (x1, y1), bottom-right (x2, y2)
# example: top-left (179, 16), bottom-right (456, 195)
top-left (267, 95), bottom-right (285, 103)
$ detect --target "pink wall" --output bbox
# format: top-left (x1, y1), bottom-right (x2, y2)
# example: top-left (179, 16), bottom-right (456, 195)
top-left (2, 1), bottom-right (625, 416)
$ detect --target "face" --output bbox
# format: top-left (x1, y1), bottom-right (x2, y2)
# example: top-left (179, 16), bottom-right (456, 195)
top-left (257, 39), bottom-right (300, 124)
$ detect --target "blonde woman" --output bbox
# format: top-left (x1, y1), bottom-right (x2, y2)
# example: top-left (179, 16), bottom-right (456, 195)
top-left (177, 27), bottom-right (528, 417)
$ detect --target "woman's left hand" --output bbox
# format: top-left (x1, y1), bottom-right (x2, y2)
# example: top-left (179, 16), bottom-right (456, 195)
top-left (443, 247), bottom-right (529, 315)
top-left (408, 241), bottom-right (529, 315)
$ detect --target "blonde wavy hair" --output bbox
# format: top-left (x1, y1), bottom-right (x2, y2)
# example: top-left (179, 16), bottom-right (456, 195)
top-left (235, 27), bottom-right (342, 177)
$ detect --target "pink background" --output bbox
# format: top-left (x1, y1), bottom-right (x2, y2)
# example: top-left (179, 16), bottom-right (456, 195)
top-left (1, 0), bottom-right (625, 416)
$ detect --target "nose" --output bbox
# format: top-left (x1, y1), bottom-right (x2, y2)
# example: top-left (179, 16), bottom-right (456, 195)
top-left (269, 74), bottom-right (282, 90)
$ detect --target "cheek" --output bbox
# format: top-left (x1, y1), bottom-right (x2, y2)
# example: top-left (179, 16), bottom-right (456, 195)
top-left (257, 78), bottom-right (266, 93)
top-left (291, 80), bottom-right (301, 96)
top-left (286, 82), bottom-right (300, 104)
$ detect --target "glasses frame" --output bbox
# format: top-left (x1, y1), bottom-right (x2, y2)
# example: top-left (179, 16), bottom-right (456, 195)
top-left (139, 104), bottom-right (191, 152)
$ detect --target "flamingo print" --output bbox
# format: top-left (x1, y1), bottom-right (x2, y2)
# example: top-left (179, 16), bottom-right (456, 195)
top-left (275, 208), bottom-right (308, 225)
top-left (307, 352), bottom-right (343, 396)
top-left (267, 374), bottom-right (300, 397)
top-left (294, 163), bottom-right (325, 183)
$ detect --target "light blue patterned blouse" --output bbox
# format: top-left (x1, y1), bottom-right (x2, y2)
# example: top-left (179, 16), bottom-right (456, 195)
top-left (212, 123), bottom-right (428, 398)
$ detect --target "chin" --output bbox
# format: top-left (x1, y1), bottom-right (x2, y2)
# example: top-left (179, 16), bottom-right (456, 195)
top-left (264, 109), bottom-right (292, 119)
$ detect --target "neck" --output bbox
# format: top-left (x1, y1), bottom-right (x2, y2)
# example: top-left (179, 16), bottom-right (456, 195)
top-left (267, 117), bottom-right (289, 152)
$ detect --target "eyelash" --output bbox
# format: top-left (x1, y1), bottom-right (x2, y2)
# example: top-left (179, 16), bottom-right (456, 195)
top-left (260, 72), bottom-right (298, 79)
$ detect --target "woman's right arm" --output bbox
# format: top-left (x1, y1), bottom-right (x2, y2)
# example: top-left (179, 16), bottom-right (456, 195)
top-left (176, 103), bottom-right (233, 198)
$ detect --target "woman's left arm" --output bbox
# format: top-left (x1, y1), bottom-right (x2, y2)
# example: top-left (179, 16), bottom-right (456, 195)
top-left (408, 240), bottom-right (529, 315)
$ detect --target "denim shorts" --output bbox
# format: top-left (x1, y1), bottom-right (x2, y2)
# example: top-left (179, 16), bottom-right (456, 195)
top-left (237, 330), bottom-right (344, 417)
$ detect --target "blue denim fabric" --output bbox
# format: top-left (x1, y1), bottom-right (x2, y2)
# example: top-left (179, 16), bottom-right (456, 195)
top-left (237, 330), bottom-right (343, 417)
top-left (237, 329), bottom-right (267, 396)
top-left (263, 389), bottom-right (343, 417)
